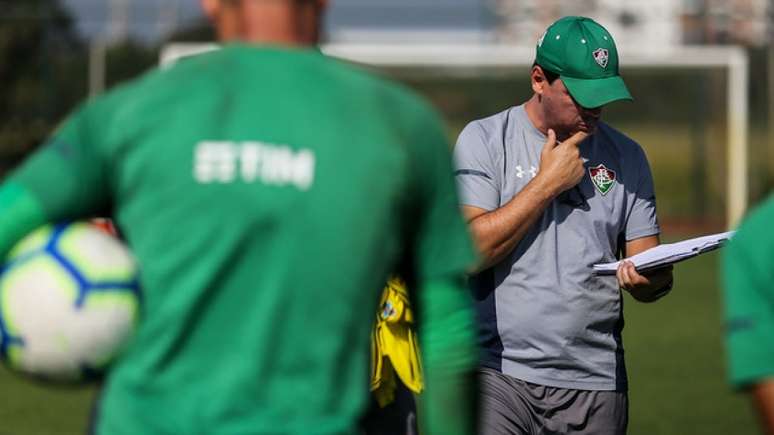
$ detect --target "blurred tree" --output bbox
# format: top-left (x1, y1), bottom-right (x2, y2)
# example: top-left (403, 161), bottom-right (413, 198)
top-left (105, 41), bottom-right (158, 90)
top-left (0, 0), bottom-right (86, 174)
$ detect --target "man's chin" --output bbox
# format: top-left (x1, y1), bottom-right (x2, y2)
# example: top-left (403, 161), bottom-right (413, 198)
top-left (577, 124), bottom-right (597, 135)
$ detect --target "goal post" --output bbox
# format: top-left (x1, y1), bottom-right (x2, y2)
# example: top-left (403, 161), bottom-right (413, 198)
top-left (160, 43), bottom-right (749, 228)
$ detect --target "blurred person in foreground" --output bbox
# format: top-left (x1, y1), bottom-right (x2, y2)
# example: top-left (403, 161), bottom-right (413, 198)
top-left (453, 16), bottom-right (673, 434)
top-left (722, 195), bottom-right (774, 435)
top-left (0, 0), bottom-right (479, 434)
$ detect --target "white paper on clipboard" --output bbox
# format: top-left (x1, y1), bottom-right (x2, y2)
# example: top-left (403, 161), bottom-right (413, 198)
top-left (593, 231), bottom-right (735, 275)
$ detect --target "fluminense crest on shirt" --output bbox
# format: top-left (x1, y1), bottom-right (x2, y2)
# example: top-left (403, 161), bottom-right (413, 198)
top-left (589, 164), bottom-right (616, 195)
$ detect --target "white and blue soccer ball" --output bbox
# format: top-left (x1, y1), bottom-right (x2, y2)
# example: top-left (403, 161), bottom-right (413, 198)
top-left (0, 222), bottom-right (140, 381)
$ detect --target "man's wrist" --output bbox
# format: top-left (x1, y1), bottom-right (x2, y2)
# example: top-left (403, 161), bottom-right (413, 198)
top-left (649, 278), bottom-right (674, 299)
top-left (626, 277), bottom-right (673, 302)
top-left (528, 173), bottom-right (562, 202)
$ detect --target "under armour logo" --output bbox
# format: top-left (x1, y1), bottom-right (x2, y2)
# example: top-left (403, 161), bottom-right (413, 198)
top-left (515, 165), bottom-right (538, 179)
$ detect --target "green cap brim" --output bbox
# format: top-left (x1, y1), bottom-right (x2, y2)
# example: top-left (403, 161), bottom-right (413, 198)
top-left (561, 75), bottom-right (633, 109)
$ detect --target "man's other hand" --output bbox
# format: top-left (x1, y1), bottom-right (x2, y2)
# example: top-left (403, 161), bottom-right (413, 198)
top-left (617, 261), bottom-right (673, 303)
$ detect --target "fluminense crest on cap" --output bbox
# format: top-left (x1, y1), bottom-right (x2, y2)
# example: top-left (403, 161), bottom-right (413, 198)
top-left (534, 16), bottom-right (633, 108)
top-left (592, 48), bottom-right (609, 69)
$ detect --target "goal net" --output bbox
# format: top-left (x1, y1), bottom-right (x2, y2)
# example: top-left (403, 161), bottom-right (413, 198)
top-left (160, 42), bottom-right (749, 230)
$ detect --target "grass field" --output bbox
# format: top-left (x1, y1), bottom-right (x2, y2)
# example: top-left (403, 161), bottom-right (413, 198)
top-left (0, 248), bottom-right (760, 434)
top-left (624, 248), bottom-right (758, 435)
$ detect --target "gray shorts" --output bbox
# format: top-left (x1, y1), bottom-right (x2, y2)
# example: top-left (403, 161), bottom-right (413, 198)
top-left (479, 368), bottom-right (628, 435)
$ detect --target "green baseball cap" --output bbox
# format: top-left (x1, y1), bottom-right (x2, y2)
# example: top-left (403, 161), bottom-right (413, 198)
top-left (535, 16), bottom-right (632, 108)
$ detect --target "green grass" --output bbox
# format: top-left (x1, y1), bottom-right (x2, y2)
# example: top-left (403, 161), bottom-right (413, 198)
top-left (0, 370), bottom-right (95, 435)
top-left (0, 251), bottom-right (760, 434)
top-left (623, 249), bottom-right (759, 435)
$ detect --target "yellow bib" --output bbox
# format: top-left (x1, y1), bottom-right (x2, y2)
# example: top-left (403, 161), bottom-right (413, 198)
top-left (370, 277), bottom-right (423, 407)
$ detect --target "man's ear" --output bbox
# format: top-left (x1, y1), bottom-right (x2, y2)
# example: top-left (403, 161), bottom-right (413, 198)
top-left (531, 66), bottom-right (547, 95)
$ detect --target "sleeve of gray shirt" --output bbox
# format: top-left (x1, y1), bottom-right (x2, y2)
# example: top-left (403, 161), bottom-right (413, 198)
top-left (624, 146), bottom-right (660, 241)
top-left (453, 121), bottom-right (502, 212)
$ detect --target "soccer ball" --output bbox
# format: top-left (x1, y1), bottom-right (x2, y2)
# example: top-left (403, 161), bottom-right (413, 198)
top-left (0, 222), bottom-right (140, 381)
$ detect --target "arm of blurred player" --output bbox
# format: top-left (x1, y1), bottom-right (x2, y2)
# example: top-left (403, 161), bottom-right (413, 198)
top-left (408, 103), bottom-right (479, 435)
top-left (617, 235), bottom-right (674, 302)
top-left (722, 202), bottom-right (774, 434)
top-left (0, 182), bottom-right (47, 258)
top-left (751, 380), bottom-right (774, 435)
top-left (417, 275), bottom-right (478, 435)
top-left (464, 129), bottom-right (587, 272)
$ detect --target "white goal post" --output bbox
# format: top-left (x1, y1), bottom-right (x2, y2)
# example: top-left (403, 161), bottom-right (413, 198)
top-left (160, 43), bottom-right (749, 228)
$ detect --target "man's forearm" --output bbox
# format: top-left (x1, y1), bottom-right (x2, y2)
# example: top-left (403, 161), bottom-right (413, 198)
top-left (418, 276), bottom-right (478, 435)
top-left (468, 176), bottom-right (557, 271)
top-left (753, 379), bottom-right (774, 435)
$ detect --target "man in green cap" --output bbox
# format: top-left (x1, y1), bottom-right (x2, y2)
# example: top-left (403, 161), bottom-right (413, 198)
top-left (453, 16), bottom-right (674, 434)
top-left (0, 0), bottom-right (479, 434)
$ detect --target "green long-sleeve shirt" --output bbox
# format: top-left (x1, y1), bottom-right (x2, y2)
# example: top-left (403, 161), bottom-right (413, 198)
top-left (2, 44), bottom-right (478, 435)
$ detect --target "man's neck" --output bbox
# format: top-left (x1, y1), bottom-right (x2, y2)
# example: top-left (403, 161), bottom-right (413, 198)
top-left (523, 95), bottom-right (548, 136)
top-left (219, 33), bottom-right (315, 47)
top-left (216, 2), bottom-right (321, 46)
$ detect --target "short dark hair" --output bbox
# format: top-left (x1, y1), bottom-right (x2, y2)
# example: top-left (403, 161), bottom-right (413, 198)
top-left (533, 63), bottom-right (560, 84)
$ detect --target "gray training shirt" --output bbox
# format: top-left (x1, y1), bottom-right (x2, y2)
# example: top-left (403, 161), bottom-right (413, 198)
top-left (454, 105), bottom-right (659, 391)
